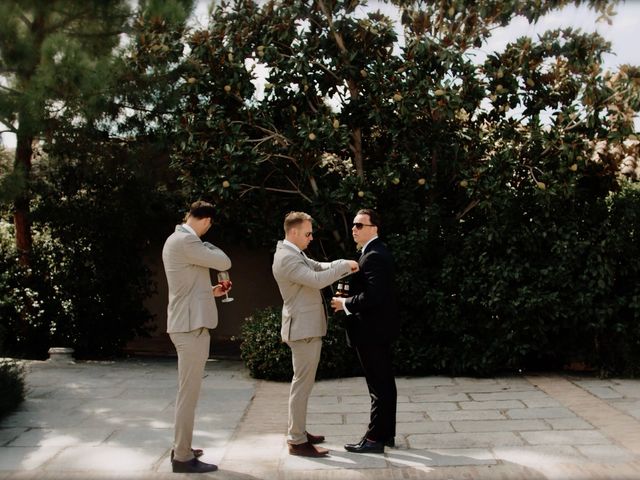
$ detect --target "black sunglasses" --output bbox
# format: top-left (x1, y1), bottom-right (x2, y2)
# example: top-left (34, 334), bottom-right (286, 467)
top-left (352, 222), bottom-right (375, 230)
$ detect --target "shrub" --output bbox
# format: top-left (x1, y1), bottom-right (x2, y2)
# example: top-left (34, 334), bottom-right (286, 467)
top-left (0, 134), bottom-right (186, 360)
top-left (0, 359), bottom-right (25, 419)
top-left (387, 183), bottom-right (640, 377)
top-left (239, 306), bottom-right (360, 381)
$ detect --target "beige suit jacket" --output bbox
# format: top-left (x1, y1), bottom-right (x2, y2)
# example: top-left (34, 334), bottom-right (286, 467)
top-left (162, 225), bottom-right (232, 333)
top-left (272, 241), bottom-right (352, 342)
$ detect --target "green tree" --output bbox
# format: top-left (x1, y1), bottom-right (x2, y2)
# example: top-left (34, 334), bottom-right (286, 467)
top-left (0, 0), bottom-right (197, 358)
top-left (0, 0), bottom-right (130, 266)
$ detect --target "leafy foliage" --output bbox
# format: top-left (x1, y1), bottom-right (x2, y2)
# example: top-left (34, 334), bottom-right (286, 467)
top-left (0, 359), bottom-right (25, 420)
top-left (0, 1), bottom-right (194, 358)
top-left (173, 0), bottom-right (640, 376)
top-left (240, 306), bottom-right (359, 380)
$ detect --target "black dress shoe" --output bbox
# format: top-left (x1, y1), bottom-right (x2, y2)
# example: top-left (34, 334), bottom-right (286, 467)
top-left (344, 439), bottom-right (385, 454)
top-left (171, 457), bottom-right (218, 473)
top-left (171, 449), bottom-right (204, 462)
top-left (385, 437), bottom-right (395, 448)
top-left (344, 437), bottom-right (366, 450)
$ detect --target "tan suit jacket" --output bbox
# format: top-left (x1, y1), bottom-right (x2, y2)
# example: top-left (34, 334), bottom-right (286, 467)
top-left (272, 241), bottom-right (352, 342)
top-left (162, 225), bottom-right (232, 333)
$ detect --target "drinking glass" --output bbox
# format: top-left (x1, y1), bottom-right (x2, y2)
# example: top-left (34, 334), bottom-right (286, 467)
top-left (217, 271), bottom-right (234, 303)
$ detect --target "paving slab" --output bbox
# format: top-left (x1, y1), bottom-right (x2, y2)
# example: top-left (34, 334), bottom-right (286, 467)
top-left (3, 360), bottom-right (640, 479)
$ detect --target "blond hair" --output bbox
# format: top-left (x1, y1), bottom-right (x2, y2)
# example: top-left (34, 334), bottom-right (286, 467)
top-left (283, 211), bottom-right (312, 234)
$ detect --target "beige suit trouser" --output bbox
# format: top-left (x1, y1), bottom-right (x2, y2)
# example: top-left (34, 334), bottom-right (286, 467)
top-left (286, 336), bottom-right (322, 444)
top-left (169, 327), bottom-right (210, 462)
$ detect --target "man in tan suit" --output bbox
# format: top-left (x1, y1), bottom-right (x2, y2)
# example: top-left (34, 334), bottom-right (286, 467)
top-left (163, 201), bottom-right (231, 473)
top-left (272, 211), bottom-right (358, 457)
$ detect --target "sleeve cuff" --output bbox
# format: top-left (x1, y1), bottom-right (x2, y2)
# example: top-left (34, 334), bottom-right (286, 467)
top-left (341, 298), bottom-right (352, 315)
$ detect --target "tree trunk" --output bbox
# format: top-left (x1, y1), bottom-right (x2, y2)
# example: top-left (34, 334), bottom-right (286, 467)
top-left (13, 133), bottom-right (34, 267)
top-left (350, 125), bottom-right (364, 178)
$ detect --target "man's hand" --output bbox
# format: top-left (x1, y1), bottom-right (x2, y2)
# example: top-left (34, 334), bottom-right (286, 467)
top-left (331, 297), bottom-right (345, 312)
top-left (347, 260), bottom-right (359, 272)
top-left (212, 281), bottom-right (232, 297)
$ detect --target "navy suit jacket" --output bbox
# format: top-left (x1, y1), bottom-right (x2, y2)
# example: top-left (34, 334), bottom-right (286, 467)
top-left (344, 238), bottom-right (399, 345)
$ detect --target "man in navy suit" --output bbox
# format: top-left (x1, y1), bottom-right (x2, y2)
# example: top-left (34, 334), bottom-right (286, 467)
top-left (331, 208), bottom-right (398, 454)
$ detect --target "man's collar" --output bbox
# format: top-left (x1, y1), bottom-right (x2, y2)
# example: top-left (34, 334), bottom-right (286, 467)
top-left (283, 239), bottom-right (302, 254)
top-left (361, 236), bottom-right (379, 254)
top-left (180, 223), bottom-right (198, 237)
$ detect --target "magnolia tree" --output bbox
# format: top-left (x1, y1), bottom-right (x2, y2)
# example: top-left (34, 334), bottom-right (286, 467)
top-left (172, 0), bottom-right (640, 374)
top-left (174, 0), bottom-right (637, 237)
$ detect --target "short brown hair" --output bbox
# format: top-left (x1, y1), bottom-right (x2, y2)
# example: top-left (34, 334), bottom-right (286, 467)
top-left (187, 200), bottom-right (216, 220)
top-left (357, 208), bottom-right (381, 231)
top-left (284, 211), bottom-right (312, 233)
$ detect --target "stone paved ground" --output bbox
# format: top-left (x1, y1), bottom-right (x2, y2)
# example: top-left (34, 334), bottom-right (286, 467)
top-left (2, 359), bottom-right (640, 479)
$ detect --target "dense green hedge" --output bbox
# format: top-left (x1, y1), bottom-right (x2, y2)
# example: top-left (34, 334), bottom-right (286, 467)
top-left (388, 183), bottom-right (640, 377)
top-left (240, 184), bottom-right (640, 379)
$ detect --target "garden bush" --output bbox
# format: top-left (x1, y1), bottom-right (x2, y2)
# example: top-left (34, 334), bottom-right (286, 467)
top-left (240, 306), bottom-right (360, 381)
top-left (239, 184), bottom-right (640, 379)
top-left (0, 359), bottom-right (25, 419)
top-left (0, 148), bottom-right (176, 359)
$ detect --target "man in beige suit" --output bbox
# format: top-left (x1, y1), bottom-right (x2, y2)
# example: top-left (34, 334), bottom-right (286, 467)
top-left (162, 201), bottom-right (232, 473)
top-left (272, 211), bottom-right (358, 457)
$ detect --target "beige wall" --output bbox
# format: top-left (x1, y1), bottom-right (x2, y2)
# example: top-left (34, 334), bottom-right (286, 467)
top-left (127, 241), bottom-right (282, 356)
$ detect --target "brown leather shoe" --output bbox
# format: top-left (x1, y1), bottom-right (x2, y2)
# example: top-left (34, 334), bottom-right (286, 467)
top-left (288, 441), bottom-right (329, 457)
top-left (306, 432), bottom-right (325, 444)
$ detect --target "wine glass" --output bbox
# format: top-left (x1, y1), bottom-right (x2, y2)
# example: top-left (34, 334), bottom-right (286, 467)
top-left (216, 271), bottom-right (234, 303)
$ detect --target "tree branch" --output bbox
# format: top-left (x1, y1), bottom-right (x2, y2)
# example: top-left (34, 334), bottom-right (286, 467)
top-left (17, 12), bottom-right (31, 29)
top-left (238, 183), bottom-right (312, 202)
top-left (316, 0), bottom-right (347, 53)
top-left (0, 84), bottom-right (21, 95)
top-left (0, 117), bottom-right (17, 131)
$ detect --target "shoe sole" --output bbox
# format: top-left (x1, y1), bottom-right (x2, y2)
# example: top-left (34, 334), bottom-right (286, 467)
top-left (344, 447), bottom-right (384, 454)
top-left (289, 449), bottom-right (329, 457)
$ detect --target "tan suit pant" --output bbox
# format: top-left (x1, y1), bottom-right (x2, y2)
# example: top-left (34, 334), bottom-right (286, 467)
top-left (169, 327), bottom-right (210, 462)
top-left (286, 337), bottom-right (322, 444)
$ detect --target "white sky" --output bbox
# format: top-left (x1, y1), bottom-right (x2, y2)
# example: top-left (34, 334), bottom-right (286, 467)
top-left (2, 0), bottom-right (639, 148)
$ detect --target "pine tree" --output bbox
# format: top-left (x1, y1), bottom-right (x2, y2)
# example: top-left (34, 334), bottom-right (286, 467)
top-left (0, 0), bottom-right (131, 265)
